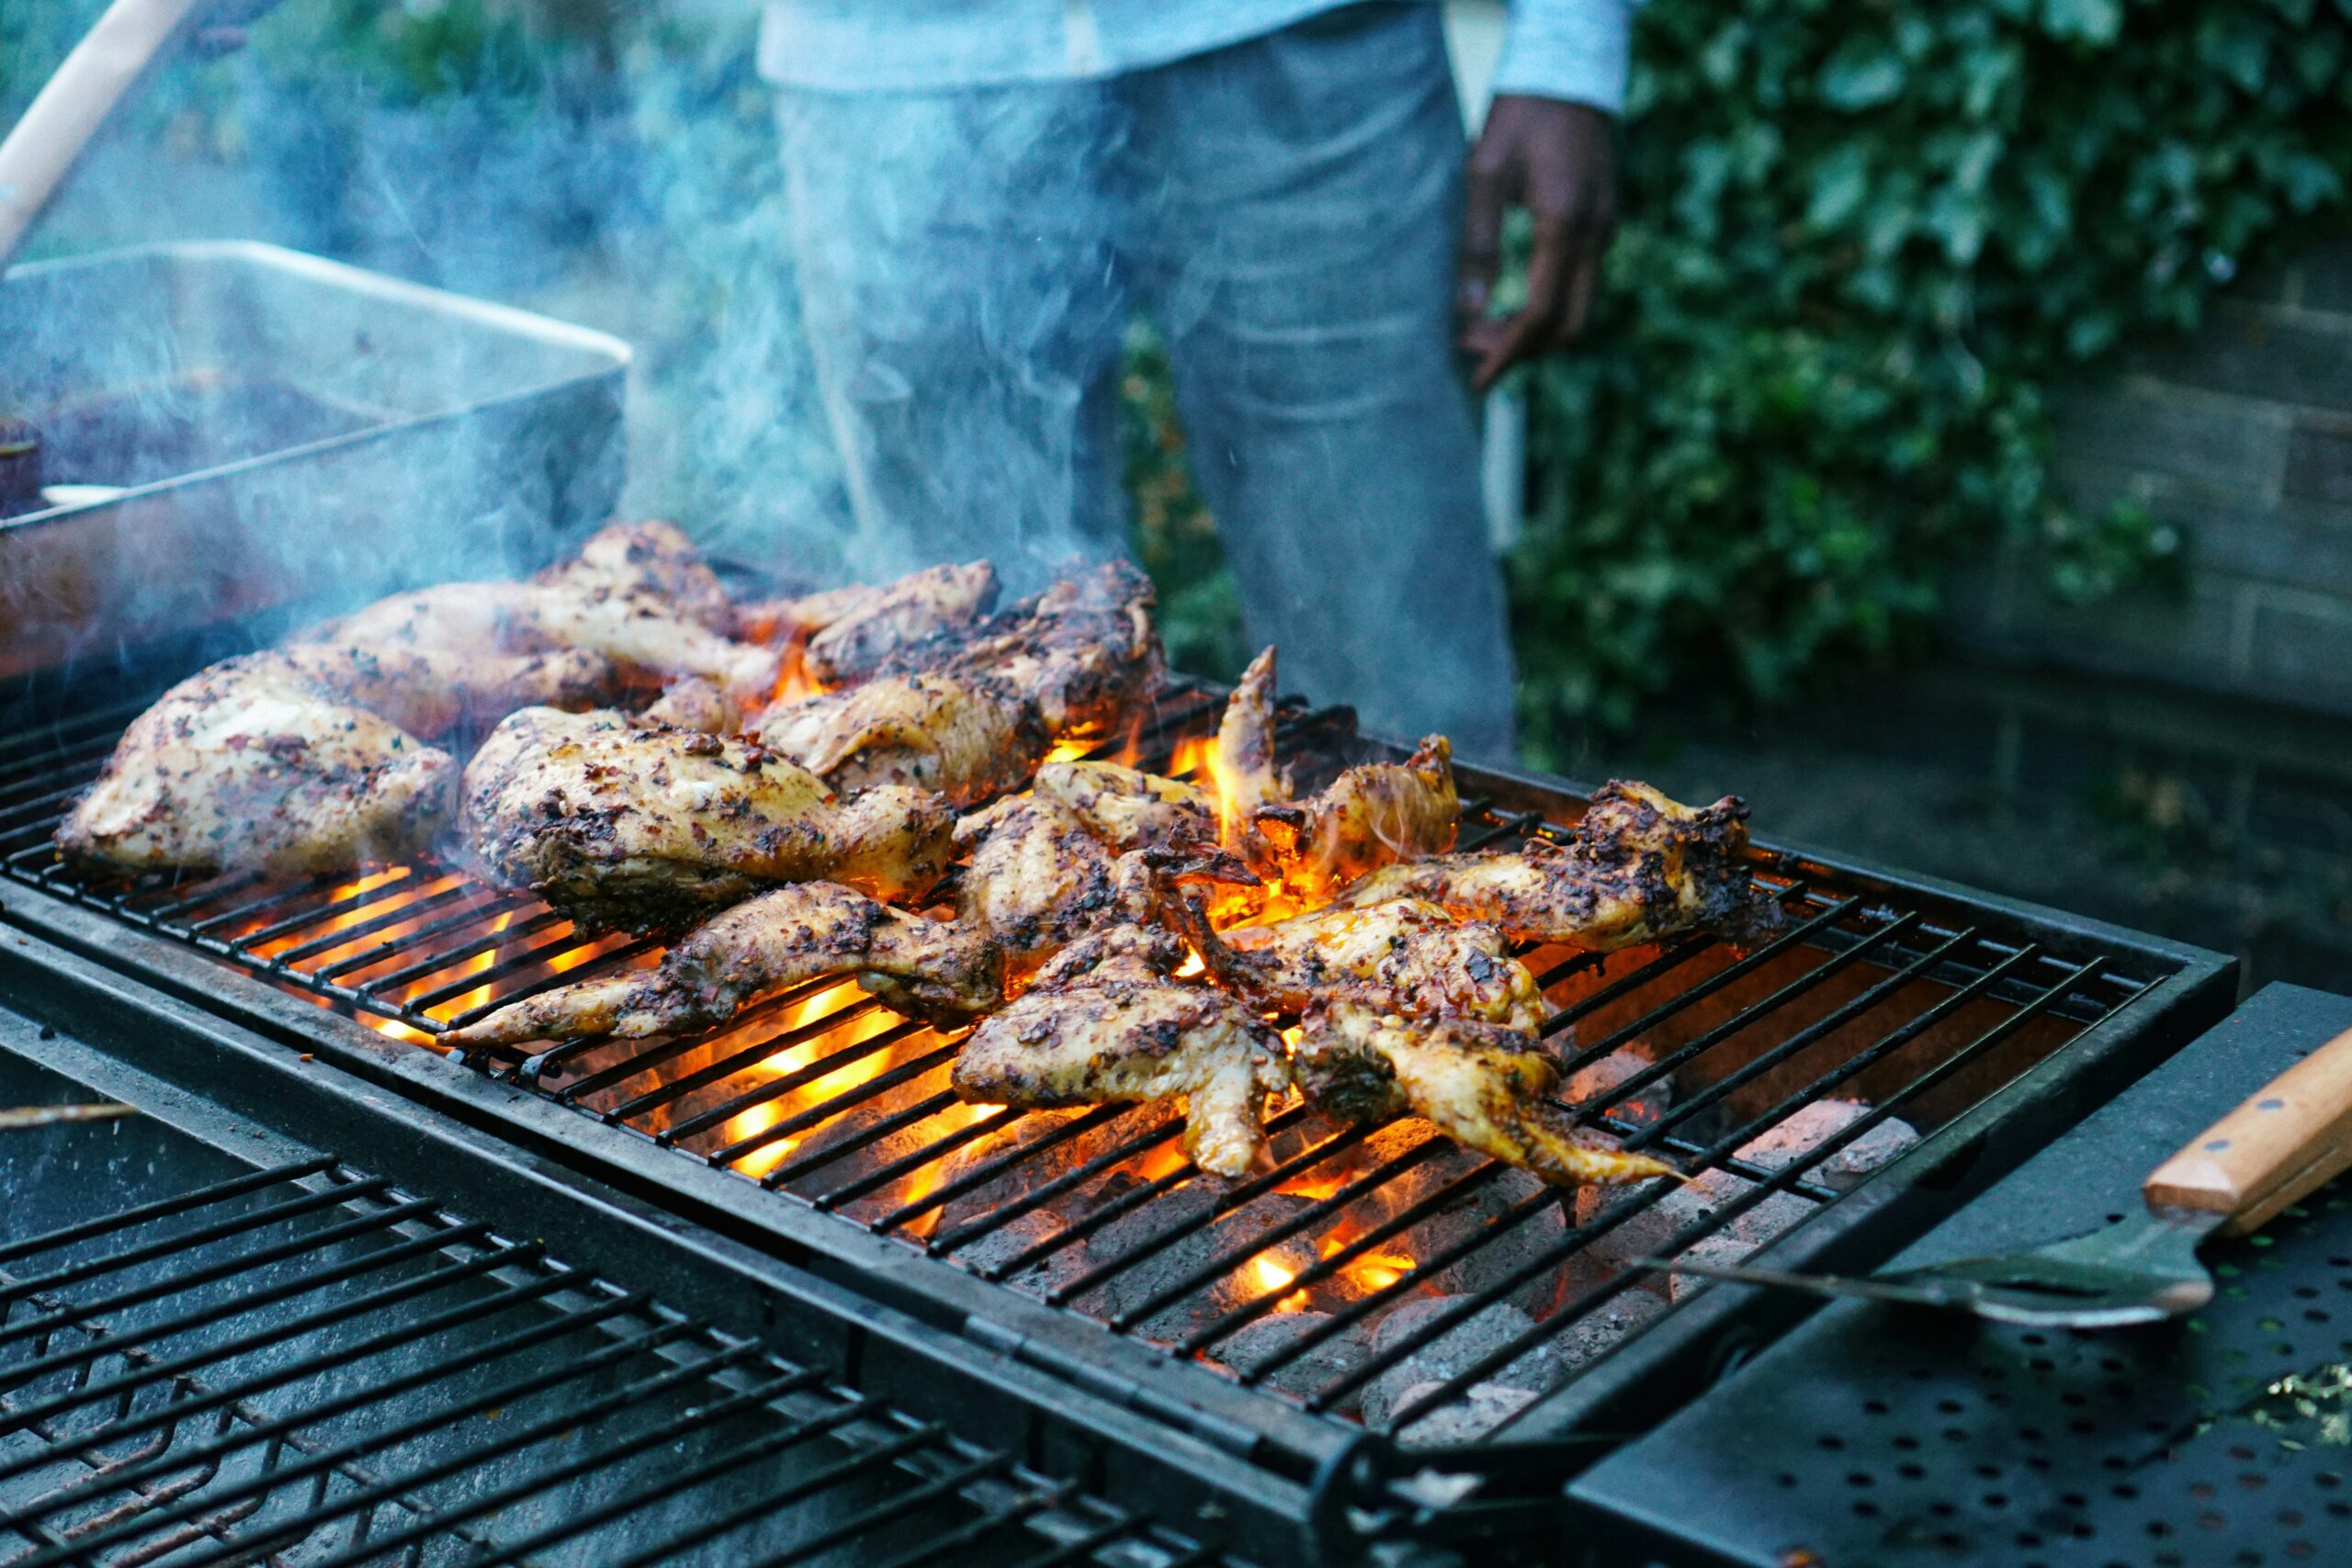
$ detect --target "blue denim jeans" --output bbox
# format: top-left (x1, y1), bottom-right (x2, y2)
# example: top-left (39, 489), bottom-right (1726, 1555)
top-left (775, 3), bottom-right (1519, 759)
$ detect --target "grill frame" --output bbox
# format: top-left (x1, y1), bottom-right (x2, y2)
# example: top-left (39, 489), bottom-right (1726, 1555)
top-left (0, 660), bottom-right (2238, 1511)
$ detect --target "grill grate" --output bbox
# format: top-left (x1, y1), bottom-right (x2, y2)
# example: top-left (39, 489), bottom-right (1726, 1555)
top-left (0, 1155), bottom-right (1231, 1568)
top-left (0, 679), bottom-right (2180, 1448)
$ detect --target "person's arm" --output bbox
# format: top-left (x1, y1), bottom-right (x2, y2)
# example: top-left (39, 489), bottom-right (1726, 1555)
top-left (1457, 0), bottom-right (1642, 389)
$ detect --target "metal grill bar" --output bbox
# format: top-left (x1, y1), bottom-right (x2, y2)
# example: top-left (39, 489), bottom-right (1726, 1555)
top-left (0, 1161), bottom-right (1231, 1568)
top-left (0, 676), bottom-right (2179, 1452)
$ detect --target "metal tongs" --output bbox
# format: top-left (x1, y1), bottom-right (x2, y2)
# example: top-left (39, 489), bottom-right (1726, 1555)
top-left (1652, 1022), bottom-right (2352, 1327)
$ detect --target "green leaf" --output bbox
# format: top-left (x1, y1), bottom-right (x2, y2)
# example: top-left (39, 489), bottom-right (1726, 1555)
top-left (1817, 39), bottom-right (1907, 109)
top-left (2041, 0), bottom-right (2123, 44)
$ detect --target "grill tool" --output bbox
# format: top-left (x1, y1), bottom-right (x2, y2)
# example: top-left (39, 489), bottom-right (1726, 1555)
top-left (1650, 1021), bottom-right (2352, 1326)
top-left (1570, 983), bottom-right (2352, 1568)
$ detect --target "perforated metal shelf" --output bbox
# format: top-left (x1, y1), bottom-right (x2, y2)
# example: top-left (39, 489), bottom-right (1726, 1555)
top-left (1568, 983), bottom-right (2352, 1568)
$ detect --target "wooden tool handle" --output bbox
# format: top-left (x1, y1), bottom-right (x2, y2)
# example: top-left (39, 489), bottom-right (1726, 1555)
top-left (0, 0), bottom-right (211, 265)
top-left (2146, 1024), bottom-right (2352, 1235)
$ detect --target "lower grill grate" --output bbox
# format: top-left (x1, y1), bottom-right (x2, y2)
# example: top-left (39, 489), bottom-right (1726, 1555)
top-left (0, 1156), bottom-right (1227, 1568)
top-left (0, 679), bottom-right (2201, 1451)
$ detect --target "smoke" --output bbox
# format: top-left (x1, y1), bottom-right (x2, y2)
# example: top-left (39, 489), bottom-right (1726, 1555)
top-left (6, 0), bottom-right (1143, 683)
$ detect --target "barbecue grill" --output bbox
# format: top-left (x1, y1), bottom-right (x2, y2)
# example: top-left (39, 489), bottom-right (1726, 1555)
top-left (0, 624), bottom-right (2237, 1556)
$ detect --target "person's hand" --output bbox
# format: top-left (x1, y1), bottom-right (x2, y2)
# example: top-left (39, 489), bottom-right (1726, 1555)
top-left (1456, 96), bottom-right (1619, 391)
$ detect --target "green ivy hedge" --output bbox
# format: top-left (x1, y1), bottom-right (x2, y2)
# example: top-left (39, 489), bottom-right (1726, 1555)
top-left (1506, 0), bottom-right (2352, 744)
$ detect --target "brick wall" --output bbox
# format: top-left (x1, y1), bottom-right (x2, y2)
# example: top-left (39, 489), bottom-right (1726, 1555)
top-left (1951, 231), bottom-right (2352, 715)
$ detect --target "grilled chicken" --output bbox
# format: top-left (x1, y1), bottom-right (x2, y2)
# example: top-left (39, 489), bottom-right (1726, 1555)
top-left (1336, 781), bottom-right (1757, 950)
top-left (799, 562), bottom-right (1000, 684)
top-left (311, 522), bottom-right (775, 720)
top-left (443, 881), bottom-right (1004, 1046)
top-left (1196, 898), bottom-right (1544, 1032)
top-left (57, 654), bottom-right (458, 875)
top-left (1212, 646), bottom-right (1286, 871)
top-left (953, 926), bottom-right (1288, 1179)
top-left (955, 761), bottom-right (1235, 976)
top-left (463, 707), bottom-right (956, 934)
top-left (878, 560), bottom-right (1162, 738)
top-left (1294, 1004), bottom-right (1679, 1188)
top-left (1257, 735), bottom-right (1459, 900)
top-left (258, 642), bottom-right (615, 741)
top-left (751, 672), bottom-right (1051, 808)
top-left (1028, 761), bottom-right (1213, 851)
top-left (535, 520), bottom-right (739, 635)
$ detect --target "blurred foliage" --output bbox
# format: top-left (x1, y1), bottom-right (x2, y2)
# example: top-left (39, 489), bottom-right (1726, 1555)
top-left (1510, 0), bottom-right (2352, 748)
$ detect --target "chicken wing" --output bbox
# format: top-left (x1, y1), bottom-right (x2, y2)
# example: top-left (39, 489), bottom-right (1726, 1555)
top-left (1196, 898), bottom-right (1544, 1032)
top-left (1335, 781), bottom-right (1758, 950)
top-left (1294, 1004), bottom-right (1679, 1188)
top-left (751, 672), bottom-right (1051, 808)
top-left (463, 707), bottom-right (956, 934)
top-left (1256, 735), bottom-right (1459, 900)
top-left (443, 881), bottom-right (1004, 1047)
top-left (1210, 646), bottom-right (1286, 869)
top-left (953, 926), bottom-right (1289, 1179)
top-left (57, 654), bottom-right (458, 875)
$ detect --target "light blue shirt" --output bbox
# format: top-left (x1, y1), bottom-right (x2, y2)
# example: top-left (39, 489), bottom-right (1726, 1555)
top-left (757, 0), bottom-right (1639, 116)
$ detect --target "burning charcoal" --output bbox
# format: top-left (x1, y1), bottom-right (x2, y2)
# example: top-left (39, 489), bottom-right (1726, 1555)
top-left (1413, 1163), bottom-right (1567, 1318)
top-left (933, 1103), bottom-right (1179, 1234)
top-left (1734, 1100), bottom-right (1919, 1192)
top-left (1551, 1291), bottom-right (1667, 1370)
top-left (1578, 1170), bottom-right (1815, 1300)
top-left (1361, 1296), bottom-right (1562, 1431)
top-left (1206, 1311), bottom-right (1370, 1408)
top-left (1561, 1048), bottom-right (1672, 1128)
top-left (1390, 1381), bottom-right (1540, 1449)
top-left (1082, 1184), bottom-right (1326, 1344)
top-left (950, 1209), bottom-right (1092, 1298)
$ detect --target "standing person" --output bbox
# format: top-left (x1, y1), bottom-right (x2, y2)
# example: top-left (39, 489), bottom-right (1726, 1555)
top-left (762, 1), bottom-right (1633, 762)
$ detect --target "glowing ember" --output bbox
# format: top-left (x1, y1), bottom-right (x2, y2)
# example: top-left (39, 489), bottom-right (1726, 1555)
top-left (1250, 1254), bottom-right (1312, 1313)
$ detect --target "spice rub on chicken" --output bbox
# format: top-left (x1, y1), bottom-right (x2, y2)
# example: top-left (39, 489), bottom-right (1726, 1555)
top-left (1294, 1004), bottom-right (1678, 1189)
top-left (1193, 898), bottom-right (1545, 1032)
top-left (462, 706), bottom-right (956, 935)
top-left (953, 925), bottom-right (1289, 1179)
top-left (55, 653), bottom-right (464, 876)
top-left (752, 671), bottom-right (1051, 808)
top-left (740, 560), bottom-right (1001, 685)
top-left (444, 880), bottom-right (1003, 1046)
top-left (1336, 781), bottom-right (1762, 950)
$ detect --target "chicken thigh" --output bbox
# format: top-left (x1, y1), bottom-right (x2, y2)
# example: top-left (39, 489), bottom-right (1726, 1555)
top-left (463, 707), bottom-right (956, 934)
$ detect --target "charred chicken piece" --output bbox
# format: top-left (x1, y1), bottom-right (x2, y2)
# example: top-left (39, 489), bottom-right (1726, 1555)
top-left (877, 559), bottom-right (1162, 738)
top-left (463, 707), bottom-right (956, 934)
top-left (799, 561), bottom-right (1000, 684)
top-left (57, 655), bottom-right (458, 875)
top-left (751, 671), bottom-right (1051, 809)
top-left (1256, 735), bottom-right (1459, 900)
top-left (258, 642), bottom-right (616, 741)
top-left (1193, 898), bottom-right (1544, 1032)
top-left (1294, 1004), bottom-right (1679, 1188)
top-left (953, 926), bottom-right (1289, 1179)
top-left (443, 881), bottom-right (1004, 1047)
top-left (533, 520), bottom-right (739, 636)
top-left (1336, 781), bottom-right (1758, 950)
top-left (735, 581), bottom-right (877, 649)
